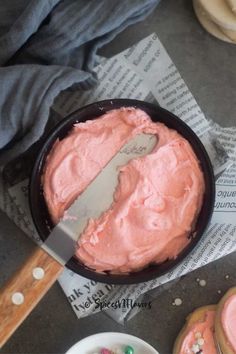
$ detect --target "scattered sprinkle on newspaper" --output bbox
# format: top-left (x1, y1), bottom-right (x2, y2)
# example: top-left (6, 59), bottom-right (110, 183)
top-left (1, 33), bottom-right (236, 324)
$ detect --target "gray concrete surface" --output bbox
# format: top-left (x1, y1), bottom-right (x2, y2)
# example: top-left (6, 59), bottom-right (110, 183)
top-left (0, 0), bottom-right (236, 353)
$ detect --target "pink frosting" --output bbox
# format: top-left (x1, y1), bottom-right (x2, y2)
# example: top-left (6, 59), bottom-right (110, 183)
top-left (221, 294), bottom-right (236, 351)
top-left (43, 107), bottom-right (205, 273)
top-left (180, 310), bottom-right (217, 354)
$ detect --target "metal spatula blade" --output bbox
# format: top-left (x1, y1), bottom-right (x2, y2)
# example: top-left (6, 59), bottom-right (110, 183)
top-left (42, 133), bottom-right (157, 265)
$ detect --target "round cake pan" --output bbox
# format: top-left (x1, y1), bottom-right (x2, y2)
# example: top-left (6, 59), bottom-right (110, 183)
top-left (29, 99), bottom-right (215, 284)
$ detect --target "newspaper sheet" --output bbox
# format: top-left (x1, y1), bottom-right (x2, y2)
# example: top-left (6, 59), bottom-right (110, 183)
top-left (1, 33), bottom-right (236, 323)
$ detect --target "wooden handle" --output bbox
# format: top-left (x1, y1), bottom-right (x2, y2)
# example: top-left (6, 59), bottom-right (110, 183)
top-left (0, 247), bottom-right (64, 348)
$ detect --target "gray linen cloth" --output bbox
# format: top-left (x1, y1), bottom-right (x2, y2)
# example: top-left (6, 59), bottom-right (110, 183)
top-left (0, 0), bottom-right (160, 165)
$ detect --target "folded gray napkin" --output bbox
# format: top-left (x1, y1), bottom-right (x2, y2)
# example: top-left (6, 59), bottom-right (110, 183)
top-left (0, 0), bottom-right (160, 165)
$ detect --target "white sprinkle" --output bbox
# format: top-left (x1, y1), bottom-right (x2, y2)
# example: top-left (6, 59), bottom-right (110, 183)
top-left (195, 332), bottom-right (202, 339)
top-left (196, 278), bottom-right (200, 282)
top-left (218, 290), bottom-right (222, 294)
top-left (173, 298), bottom-right (182, 306)
top-left (32, 267), bottom-right (45, 280)
top-left (225, 274), bottom-right (230, 279)
top-left (12, 292), bottom-right (24, 305)
top-left (191, 344), bottom-right (200, 353)
top-left (197, 338), bottom-right (205, 346)
top-left (199, 279), bottom-right (206, 287)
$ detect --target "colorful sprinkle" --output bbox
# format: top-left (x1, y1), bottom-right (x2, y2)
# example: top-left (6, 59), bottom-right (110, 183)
top-left (92, 345), bottom-right (135, 354)
top-left (197, 338), bottom-right (204, 346)
top-left (101, 349), bottom-right (112, 354)
top-left (191, 344), bottom-right (200, 353)
top-left (124, 345), bottom-right (134, 354)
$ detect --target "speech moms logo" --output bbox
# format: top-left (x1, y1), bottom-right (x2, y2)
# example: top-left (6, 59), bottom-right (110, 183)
top-left (94, 298), bottom-right (152, 311)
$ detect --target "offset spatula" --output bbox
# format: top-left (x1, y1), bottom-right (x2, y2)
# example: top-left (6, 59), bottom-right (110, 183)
top-left (0, 133), bottom-right (157, 348)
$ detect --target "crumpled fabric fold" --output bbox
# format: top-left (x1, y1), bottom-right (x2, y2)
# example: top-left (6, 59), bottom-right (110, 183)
top-left (0, 0), bottom-right (160, 165)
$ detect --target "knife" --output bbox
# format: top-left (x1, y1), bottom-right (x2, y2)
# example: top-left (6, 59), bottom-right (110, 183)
top-left (0, 132), bottom-right (157, 348)
top-left (43, 132), bottom-right (157, 264)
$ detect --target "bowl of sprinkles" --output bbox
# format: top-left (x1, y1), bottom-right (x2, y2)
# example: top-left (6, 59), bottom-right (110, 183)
top-left (65, 332), bottom-right (159, 354)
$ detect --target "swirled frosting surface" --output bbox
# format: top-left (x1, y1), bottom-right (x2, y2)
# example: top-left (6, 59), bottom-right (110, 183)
top-left (179, 310), bottom-right (217, 354)
top-left (43, 107), bottom-right (205, 273)
top-left (221, 294), bottom-right (236, 352)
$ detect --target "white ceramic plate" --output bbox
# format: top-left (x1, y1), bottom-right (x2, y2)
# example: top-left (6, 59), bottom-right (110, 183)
top-left (65, 332), bottom-right (159, 354)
